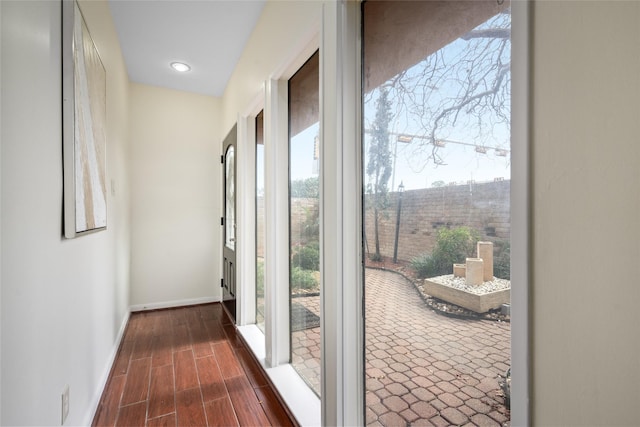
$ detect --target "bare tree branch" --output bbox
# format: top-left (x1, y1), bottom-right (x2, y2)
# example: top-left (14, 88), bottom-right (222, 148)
top-left (376, 9), bottom-right (511, 170)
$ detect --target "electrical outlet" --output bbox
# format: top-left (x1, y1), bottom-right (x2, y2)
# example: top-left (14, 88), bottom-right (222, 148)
top-left (61, 385), bottom-right (69, 425)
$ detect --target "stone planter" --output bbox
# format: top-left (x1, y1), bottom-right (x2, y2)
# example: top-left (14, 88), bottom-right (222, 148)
top-left (423, 276), bottom-right (510, 313)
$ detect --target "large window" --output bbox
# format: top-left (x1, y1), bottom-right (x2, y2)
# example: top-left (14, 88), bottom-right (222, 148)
top-left (363, 2), bottom-right (512, 425)
top-left (289, 51), bottom-right (321, 396)
top-left (233, 3), bottom-right (527, 424)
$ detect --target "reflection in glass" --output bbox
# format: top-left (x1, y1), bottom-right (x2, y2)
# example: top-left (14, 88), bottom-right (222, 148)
top-left (363, 2), bottom-right (512, 425)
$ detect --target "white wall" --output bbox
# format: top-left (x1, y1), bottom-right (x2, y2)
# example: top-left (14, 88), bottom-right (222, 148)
top-left (0, 0), bottom-right (131, 425)
top-left (532, 1), bottom-right (640, 424)
top-left (129, 83), bottom-right (222, 308)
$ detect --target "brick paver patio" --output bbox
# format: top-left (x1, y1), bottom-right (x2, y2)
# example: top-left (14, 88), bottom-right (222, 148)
top-left (292, 268), bottom-right (511, 426)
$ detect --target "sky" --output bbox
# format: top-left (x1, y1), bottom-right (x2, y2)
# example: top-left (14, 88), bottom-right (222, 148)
top-left (267, 114), bottom-right (511, 193)
top-left (382, 137), bottom-right (511, 191)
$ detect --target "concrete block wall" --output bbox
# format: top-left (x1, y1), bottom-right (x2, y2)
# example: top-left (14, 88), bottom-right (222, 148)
top-left (364, 180), bottom-right (510, 263)
top-left (256, 197), bottom-right (319, 257)
top-left (256, 180), bottom-right (509, 264)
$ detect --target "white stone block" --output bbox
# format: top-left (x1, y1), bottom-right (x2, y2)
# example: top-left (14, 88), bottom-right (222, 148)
top-left (453, 264), bottom-right (466, 278)
top-left (477, 241), bottom-right (494, 282)
top-left (465, 257), bottom-right (484, 286)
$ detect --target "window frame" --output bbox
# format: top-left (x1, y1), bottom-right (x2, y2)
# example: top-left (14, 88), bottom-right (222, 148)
top-left (235, 96), bottom-right (262, 327)
top-left (319, 2), bottom-right (363, 425)
top-left (508, 1), bottom-right (531, 424)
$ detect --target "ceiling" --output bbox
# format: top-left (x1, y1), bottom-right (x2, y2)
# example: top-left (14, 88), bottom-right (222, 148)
top-left (108, 0), bottom-right (266, 97)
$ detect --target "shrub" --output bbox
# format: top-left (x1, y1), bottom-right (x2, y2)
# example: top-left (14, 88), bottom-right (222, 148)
top-left (301, 208), bottom-right (320, 242)
top-left (291, 266), bottom-right (318, 290)
top-left (411, 226), bottom-right (480, 278)
top-left (410, 253), bottom-right (438, 279)
top-left (493, 240), bottom-right (511, 279)
top-left (256, 258), bottom-right (265, 296)
top-left (433, 226), bottom-right (480, 266)
top-left (292, 244), bottom-right (320, 271)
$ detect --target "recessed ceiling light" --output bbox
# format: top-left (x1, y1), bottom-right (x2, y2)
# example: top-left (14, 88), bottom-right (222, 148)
top-left (170, 62), bottom-right (191, 72)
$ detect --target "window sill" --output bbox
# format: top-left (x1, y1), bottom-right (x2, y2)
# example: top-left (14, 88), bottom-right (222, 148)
top-left (238, 325), bottom-right (322, 427)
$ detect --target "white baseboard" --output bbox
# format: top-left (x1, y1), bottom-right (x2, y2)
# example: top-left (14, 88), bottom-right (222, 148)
top-left (83, 310), bottom-right (130, 426)
top-left (129, 296), bottom-right (221, 312)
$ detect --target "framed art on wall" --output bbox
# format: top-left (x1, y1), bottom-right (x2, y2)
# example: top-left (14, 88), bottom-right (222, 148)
top-left (62, 0), bottom-right (107, 238)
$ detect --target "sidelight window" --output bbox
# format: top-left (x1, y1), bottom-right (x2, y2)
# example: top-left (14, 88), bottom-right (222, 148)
top-left (289, 51), bottom-right (321, 396)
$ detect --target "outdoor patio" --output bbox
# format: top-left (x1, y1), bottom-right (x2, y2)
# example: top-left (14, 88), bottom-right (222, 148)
top-left (292, 268), bottom-right (511, 426)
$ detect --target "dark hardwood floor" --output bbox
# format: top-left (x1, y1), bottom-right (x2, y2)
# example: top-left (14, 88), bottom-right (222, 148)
top-left (93, 303), bottom-right (296, 427)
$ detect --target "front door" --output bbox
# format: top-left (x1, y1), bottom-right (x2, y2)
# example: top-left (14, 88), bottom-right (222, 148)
top-left (222, 125), bottom-right (237, 320)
